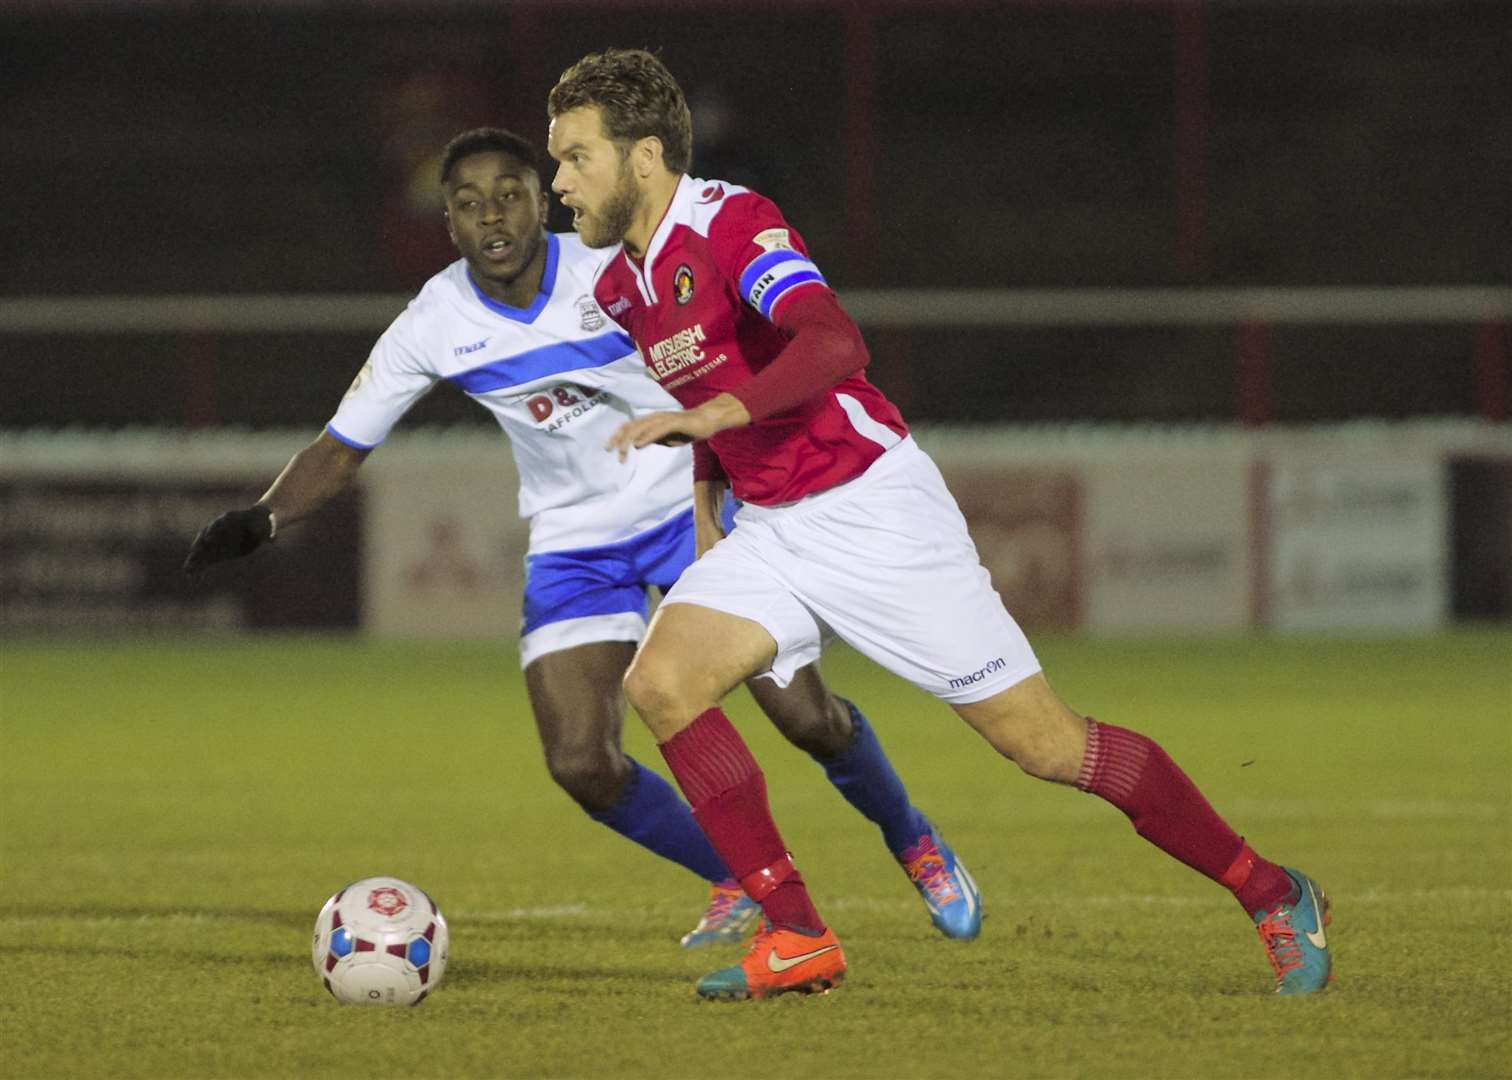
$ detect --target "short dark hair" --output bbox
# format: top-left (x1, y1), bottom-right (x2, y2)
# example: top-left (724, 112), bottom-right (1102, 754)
top-left (439, 127), bottom-right (542, 186)
top-left (547, 48), bottom-right (692, 174)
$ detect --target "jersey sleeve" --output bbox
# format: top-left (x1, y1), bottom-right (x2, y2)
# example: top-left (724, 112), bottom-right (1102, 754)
top-left (325, 309), bottom-right (438, 450)
top-left (708, 194), bottom-right (831, 324)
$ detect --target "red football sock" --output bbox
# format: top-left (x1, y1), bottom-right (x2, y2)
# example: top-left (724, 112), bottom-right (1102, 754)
top-left (1075, 719), bottom-right (1294, 914)
top-left (659, 708), bottom-right (825, 933)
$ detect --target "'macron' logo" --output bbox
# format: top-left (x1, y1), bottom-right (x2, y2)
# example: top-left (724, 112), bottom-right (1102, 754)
top-left (368, 887), bottom-right (408, 917)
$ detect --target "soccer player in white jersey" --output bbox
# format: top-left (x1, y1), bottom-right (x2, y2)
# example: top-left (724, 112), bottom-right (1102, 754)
top-left (184, 128), bottom-right (982, 949)
top-left (546, 49), bottom-right (1333, 1000)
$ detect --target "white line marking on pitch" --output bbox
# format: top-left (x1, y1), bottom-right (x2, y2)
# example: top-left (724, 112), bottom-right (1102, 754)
top-left (4, 888), bottom-right (1507, 928)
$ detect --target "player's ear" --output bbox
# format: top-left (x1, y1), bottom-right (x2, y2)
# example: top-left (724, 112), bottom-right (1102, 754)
top-left (633, 135), bottom-right (663, 178)
top-left (537, 190), bottom-right (549, 227)
top-left (443, 209), bottom-right (458, 248)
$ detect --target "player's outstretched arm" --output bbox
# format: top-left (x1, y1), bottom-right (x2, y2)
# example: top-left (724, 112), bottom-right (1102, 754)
top-left (182, 431), bottom-right (368, 573)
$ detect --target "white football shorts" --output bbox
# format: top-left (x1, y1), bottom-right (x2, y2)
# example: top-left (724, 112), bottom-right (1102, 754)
top-left (660, 437), bottom-right (1041, 704)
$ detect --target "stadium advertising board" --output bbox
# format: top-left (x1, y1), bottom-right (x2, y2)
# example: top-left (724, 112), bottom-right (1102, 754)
top-left (0, 478), bottom-right (360, 632)
top-left (938, 467), bottom-right (1082, 630)
top-left (1082, 456), bottom-right (1252, 631)
top-left (1265, 458), bottom-right (1447, 630)
top-left (360, 457), bottom-right (529, 639)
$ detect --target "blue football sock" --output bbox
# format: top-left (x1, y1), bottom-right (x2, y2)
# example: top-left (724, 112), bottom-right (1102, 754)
top-left (588, 757), bottom-right (732, 883)
top-left (814, 700), bottom-right (930, 856)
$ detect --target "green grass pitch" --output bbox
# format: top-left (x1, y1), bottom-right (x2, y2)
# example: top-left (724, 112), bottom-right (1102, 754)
top-left (2, 631), bottom-right (1509, 1078)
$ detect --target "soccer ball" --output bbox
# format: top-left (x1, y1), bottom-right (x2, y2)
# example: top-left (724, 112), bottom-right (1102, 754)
top-left (311, 876), bottom-right (449, 1006)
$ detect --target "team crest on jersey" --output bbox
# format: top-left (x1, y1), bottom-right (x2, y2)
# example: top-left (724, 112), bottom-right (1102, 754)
top-left (576, 295), bottom-right (605, 332)
top-left (673, 264), bottom-right (695, 305)
top-left (753, 228), bottom-right (794, 253)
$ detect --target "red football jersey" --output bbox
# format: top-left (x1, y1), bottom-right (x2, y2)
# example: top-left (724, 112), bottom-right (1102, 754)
top-left (593, 175), bottom-right (908, 506)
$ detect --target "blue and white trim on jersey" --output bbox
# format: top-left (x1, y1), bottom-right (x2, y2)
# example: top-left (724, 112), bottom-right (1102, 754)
top-left (446, 331), bottom-right (635, 394)
top-left (325, 422), bottom-right (378, 451)
top-left (739, 250), bottom-right (827, 320)
top-left (465, 233), bottom-right (561, 324)
top-left (325, 233), bottom-right (696, 556)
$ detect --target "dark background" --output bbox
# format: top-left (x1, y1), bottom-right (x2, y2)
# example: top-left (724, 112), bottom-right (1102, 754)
top-left (2, 0), bottom-right (1508, 426)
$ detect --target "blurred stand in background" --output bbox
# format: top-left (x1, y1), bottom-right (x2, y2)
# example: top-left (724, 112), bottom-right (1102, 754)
top-left (0, 0), bottom-right (1507, 635)
top-left (377, 72), bottom-right (483, 286)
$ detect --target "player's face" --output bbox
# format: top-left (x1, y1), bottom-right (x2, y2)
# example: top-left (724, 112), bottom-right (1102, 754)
top-left (444, 152), bottom-right (549, 297)
top-left (548, 107), bottom-right (638, 249)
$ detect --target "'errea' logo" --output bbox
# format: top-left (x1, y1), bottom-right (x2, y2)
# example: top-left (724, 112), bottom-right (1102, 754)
top-left (948, 657), bottom-right (1006, 690)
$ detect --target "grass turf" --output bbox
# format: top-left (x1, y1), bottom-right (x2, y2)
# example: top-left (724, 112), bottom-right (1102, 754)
top-left (1, 631), bottom-right (1508, 1078)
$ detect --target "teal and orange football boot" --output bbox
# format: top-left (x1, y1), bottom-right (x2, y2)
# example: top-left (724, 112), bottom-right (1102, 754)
top-left (1253, 868), bottom-right (1332, 994)
top-left (696, 921), bottom-right (846, 1001)
top-left (680, 879), bottom-right (761, 949)
top-left (898, 827), bottom-right (982, 940)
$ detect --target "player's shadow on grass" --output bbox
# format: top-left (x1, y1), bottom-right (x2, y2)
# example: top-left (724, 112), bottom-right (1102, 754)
top-left (462, 918), bottom-right (675, 947)
top-left (447, 957), bottom-right (689, 988)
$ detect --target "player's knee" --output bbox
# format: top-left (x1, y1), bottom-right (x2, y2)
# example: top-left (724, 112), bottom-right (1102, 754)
top-left (1000, 714), bottom-right (1086, 784)
top-left (1007, 739), bottom-right (1069, 782)
top-left (544, 744), bottom-right (628, 812)
top-left (621, 651), bottom-right (688, 724)
top-left (965, 691), bottom-right (1087, 784)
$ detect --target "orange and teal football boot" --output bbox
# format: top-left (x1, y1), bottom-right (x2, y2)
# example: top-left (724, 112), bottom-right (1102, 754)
top-left (696, 920), bottom-right (846, 1001)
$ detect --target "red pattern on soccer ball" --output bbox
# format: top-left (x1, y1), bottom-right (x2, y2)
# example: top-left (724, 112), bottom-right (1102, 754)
top-left (367, 886), bottom-right (408, 916)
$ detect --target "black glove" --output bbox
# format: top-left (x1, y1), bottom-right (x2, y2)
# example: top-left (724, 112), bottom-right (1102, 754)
top-left (183, 505), bottom-right (275, 574)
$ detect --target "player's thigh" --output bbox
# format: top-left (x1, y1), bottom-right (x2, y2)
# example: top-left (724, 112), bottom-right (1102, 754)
top-left (951, 672), bottom-right (1087, 783)
top-left (779, 444), bottom-right (1041, 704)
top-left (625, 601), bottom-right (779, 739)
top-left (654, 514), bottom-right (829, 694)
top-left (525, 640), bottom-right (638, 760)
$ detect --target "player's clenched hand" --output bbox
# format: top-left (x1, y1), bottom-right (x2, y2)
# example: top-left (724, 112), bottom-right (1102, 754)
top-left (183, 505), bottom-right (275, 574)
top-left (605, 393), bottom-right (751, 462)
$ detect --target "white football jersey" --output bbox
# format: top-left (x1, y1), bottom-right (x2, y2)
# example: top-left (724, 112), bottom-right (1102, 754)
top-left (328, 233), bottom-right (692, 552)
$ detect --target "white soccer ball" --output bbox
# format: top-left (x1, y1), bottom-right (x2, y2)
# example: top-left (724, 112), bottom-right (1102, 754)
top-left (311, 876), bottom-right (449, 1006)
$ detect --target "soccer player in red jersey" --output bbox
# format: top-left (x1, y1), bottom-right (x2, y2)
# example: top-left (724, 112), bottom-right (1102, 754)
top-left (184, 127), bottom-right (981, 956)
top-left (546, 48), bottom-right (1332, 1001)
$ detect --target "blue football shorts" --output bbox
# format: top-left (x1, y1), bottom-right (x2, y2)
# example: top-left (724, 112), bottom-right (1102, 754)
top-left (517, 499), bottom-right (737, 667)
